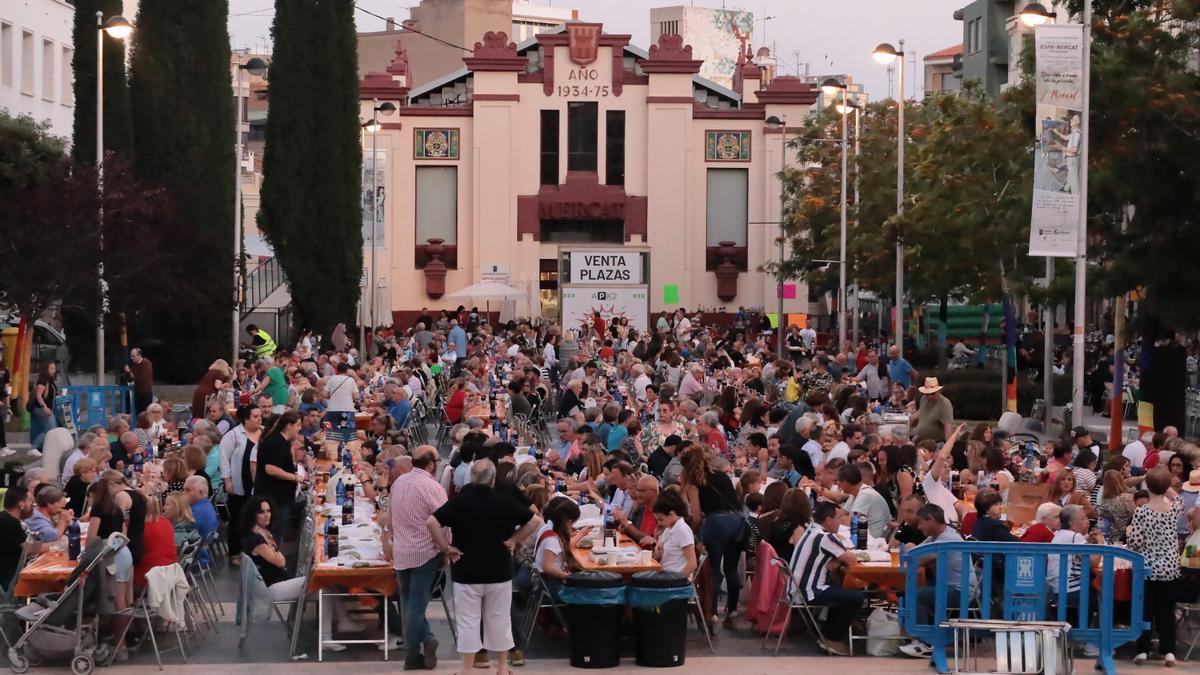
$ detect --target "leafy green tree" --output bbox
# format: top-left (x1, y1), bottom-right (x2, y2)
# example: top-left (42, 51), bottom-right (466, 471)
top-left (70, 0), bottom-right (133, 165)
top-left (1065, 0), bottom-right (1200, 332)
top-left (775, 85), bottom-right (1035, 320)
top-left (259, 0), bottom-right (363, 336)
top-left (128, 0), bottom-right (235, 379)
top-left (0, 112), bottom-right (203, 349)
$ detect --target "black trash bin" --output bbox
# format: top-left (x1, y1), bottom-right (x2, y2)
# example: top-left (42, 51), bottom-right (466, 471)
top-left (627, 571), bottom-right (693, 667)
top-left (560, 571), bottom-right (626, 668)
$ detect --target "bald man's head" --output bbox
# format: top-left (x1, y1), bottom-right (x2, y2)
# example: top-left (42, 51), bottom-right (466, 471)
top-left (411, 444), bottom-right (439, 472)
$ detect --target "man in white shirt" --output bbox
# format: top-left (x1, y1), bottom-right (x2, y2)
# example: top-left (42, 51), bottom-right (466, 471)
top-left (839, 463), bottom-right (891, 538)
top-left (632, 364), bottom-right (652, 403)
top-left (854, 350), bottom-right (884, 400)
top-left (798, 326), bottom-right (817, 350)
top-left (1123, 431), bottom-right (1153, 470)
top-left (796, 417), bottom-right (825, 470)
top-left (673, 310), bottom-right (692, 342)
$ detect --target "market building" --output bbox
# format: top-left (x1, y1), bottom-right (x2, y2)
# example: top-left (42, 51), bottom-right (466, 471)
top-left (358, 23), bottom-right (820, 331)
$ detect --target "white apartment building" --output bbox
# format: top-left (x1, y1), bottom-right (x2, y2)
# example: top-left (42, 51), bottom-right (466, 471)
top-left (0, 0), bottom-right (75, 140)
top-left (511, 1), bottom-right (576, 43)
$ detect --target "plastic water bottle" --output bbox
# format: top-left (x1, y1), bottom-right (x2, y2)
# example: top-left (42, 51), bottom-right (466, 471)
top-left (1099, 516), bottom-right (1113, 544)
top-left (335, 478), bottom-right (346, 507)
top-left (327, 520), bottom-right (339, 558)
top-left (67, 519), bottom-right (81, 561)
top-left (1024, 442), bottom-right (1037, 472)
top-left (133, 450), bottom-right (144, 476)
top-left (850, 513), bottom-right (861, 548)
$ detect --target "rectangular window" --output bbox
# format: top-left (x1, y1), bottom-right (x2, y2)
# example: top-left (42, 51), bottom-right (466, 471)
top-left (567, 101), bottom-right (597, 172)
top-left (41, 39), bottom-right (54, 101)
top-left (540, 109), bottom-right (559, 185)
top-left (605, 110), bottom-right (625, 186)
top-left (362, 149), bottom-right (386, 246)
top-left (1, 24), bottom-right (13, 88)
top-left (415, 166), bottom-right (458, 246)
top-left (20, 30), bottom-right (34, 95)
top-left (61, 47), bottom-right (72, 105)
top-left (706, 168), bottom-right (748, 246)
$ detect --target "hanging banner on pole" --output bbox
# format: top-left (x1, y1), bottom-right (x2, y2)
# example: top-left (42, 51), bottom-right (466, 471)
top-left (1029, 23), bottom-right (1086, 257)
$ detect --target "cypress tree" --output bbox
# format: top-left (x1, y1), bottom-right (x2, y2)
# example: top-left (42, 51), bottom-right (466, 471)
top-left (128, 0), bottom-right (235, 379)
top-left (70, 0), bottom-right (133, 165)
top-left (259, 0), bottom-right (363, 336)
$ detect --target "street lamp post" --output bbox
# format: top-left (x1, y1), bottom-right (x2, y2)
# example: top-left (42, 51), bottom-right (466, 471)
top-left (233, 56), bottom-right (268, 365)
top-left (825, 78), bottom-right (850, 354)
top-left (366, 100), bottom-right (396, 358)
top-left (851, 103), bottom-right (861, 345)
top-left (873, 40), bottom-right (905, 353)
top-left (1022, 0), bottom-right (1089, 427)
top-left (94, 12), bottom-right (132, 385)
top-left (764, 114), bottom-right (788, 360)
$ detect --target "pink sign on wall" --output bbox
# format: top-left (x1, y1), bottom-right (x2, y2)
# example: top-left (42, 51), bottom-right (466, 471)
top-left (777, 283), bottom-right (797, 299)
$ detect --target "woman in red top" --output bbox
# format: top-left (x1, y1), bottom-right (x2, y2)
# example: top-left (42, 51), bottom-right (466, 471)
top-left (1018, 502), bottom-right (1061, 543)
top-left (134, 497), bottom-right (178, 587)
top-left (445, 379), bottom-right (467, 425)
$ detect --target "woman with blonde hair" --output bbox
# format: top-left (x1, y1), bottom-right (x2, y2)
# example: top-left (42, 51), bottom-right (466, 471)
top-left (135, 495), bottom-right (178, 586)
top-left (164, 492), bottom-right (199, 549)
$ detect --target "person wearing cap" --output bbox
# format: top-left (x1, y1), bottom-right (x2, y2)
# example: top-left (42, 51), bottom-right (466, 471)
top-left (911, 377), bottom-right (954, 443)
top-left (1071, 425), bottom-right (1101, 457)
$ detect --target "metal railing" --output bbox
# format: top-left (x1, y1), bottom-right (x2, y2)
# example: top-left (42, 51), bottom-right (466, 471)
top-left (241, 257), bottom-right (287, 318)
top-left (899, 541), bottom-right (1147, 675)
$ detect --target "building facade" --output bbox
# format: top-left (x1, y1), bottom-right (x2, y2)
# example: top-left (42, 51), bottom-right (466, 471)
top-left (359, 0), bottom-right (578, 92)
top-left (0, 0), bottom-right (74, 140)
top-left (358, 24), bottom-right (818, 329)
top-left (954, 0), bottom-right (1069, 100)
top-left (649, 6), bottom-right (753, 90)
top-left (923, 43), bottom-right (962, 98)
top-left (511, 1), bottom-right (576, 43)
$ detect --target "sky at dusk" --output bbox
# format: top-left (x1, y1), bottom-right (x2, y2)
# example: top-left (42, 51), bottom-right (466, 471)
top-left (228, 0), bottom-right (968, 100)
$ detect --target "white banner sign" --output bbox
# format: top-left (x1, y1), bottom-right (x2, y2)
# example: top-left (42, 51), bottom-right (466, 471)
top-left (569, 250), bottom-right (642, 285)
top-left (1030, 24), bottom-right (1085, 257)
top-left (560, 286), bottom-right (649, 333)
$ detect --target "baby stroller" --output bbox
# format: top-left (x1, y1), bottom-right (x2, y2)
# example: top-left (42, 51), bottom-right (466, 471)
top-left (7, 533), bottom-right (128, 675)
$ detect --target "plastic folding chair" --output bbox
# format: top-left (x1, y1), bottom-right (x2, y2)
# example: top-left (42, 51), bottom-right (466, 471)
top-left (518, 570), bottom-right (569, 652)
top-left (109, 567), bottom-right (189, 670)
top-left (687, 553), bottom-right (715, 653)
top-left (761, 556), bottom-right (828, 655)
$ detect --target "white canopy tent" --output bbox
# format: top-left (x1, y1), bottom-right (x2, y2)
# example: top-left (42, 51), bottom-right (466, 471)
top-left (445, 281), bottom-right (534, 324)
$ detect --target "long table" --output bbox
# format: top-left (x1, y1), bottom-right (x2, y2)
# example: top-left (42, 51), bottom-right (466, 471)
top-left (569, 533), bottom-right (661, 576)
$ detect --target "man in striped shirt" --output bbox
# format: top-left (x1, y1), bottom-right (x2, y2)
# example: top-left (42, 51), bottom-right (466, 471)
top-left (789, 501), bottom-right (863, 656)
top-left (390, 445), bottom-right (448, 670)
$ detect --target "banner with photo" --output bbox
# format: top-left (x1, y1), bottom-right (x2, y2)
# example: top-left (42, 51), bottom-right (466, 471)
top-left (362, 149), bottom-right (386, 246)
top-left (1030, 23), bottom-right (1085, 257)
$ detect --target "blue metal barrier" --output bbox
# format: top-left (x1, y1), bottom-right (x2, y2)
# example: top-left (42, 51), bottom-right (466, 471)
top-left (62, 386), bottom-right (132, 430)
top-left (899, 541), bottom-right (1147, 675)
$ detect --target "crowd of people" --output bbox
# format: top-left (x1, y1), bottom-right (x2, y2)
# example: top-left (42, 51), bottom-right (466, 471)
top-left (2, 305), bottom-right (1198, 670)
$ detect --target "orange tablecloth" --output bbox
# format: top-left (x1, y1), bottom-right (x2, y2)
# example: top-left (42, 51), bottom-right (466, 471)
top-left (842, 560), bottom-right (925, 591)
top-left (569, 535), bottom-right (660, 576)
top-left (15, 550), bottom-right (76, 597)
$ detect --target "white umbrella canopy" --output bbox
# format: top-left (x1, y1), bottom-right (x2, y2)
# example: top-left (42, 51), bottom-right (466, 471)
top-left (444, 281), bottom-right (528, 301)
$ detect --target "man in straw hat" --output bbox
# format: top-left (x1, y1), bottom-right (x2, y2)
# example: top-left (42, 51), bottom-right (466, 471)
top-left (911, 377), bottom-right (955, 443)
